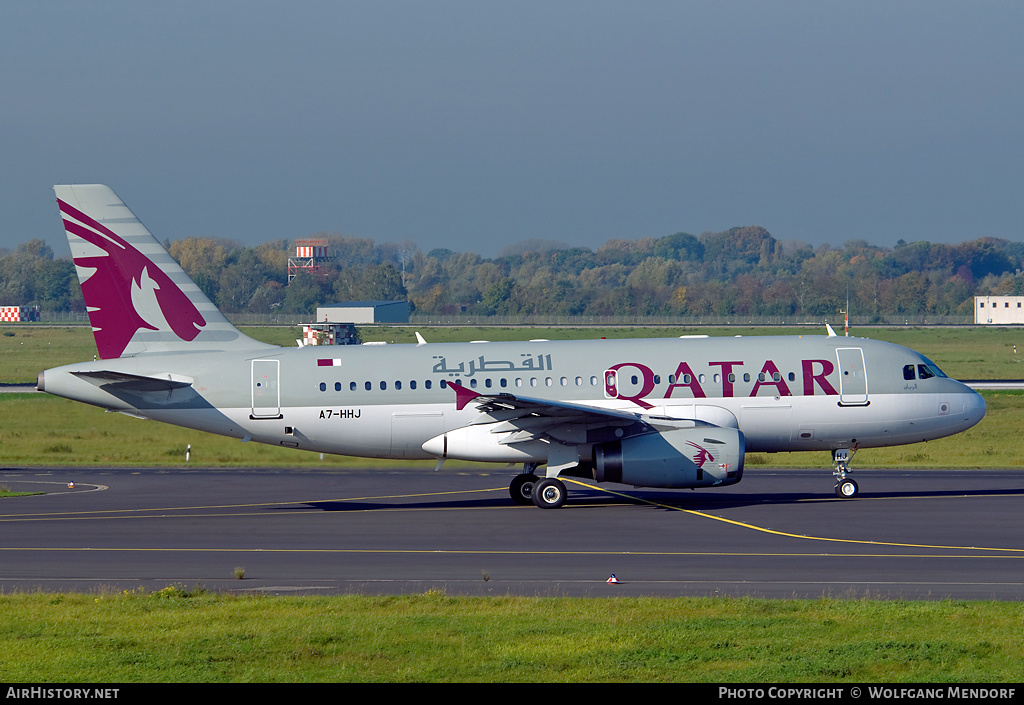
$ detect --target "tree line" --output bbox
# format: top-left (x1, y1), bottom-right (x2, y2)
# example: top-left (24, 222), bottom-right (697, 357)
top-left (3, 226), bottom-right (1023, 320)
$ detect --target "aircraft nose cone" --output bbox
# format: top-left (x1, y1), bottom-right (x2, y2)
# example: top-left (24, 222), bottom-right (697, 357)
top-left (956, 386), bottom-right (986, 432)
top-left (968, 388), bottom-right (987, 424)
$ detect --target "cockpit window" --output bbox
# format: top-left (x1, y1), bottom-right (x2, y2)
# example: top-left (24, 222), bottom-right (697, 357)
top-left (904, 362), bottom-right (948, 381)
top-left (918, 363), bottom-right (947, 380)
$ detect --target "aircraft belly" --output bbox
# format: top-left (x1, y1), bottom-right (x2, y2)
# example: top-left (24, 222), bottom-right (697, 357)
top-left (781, 392), bottom-right (977, 450)
top-left (737, 401), bottom-right (793, 452)
top-left (270, 403), bottom-right (461, 459)
top-left (145, 408), bottom-right (251, 440)
top-left (292, 405), bottom-right (395, 457)
top-left (391, 408), bottom-right (447, 459)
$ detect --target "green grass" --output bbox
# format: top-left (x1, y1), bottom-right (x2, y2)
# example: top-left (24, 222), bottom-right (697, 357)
top-left (364, 325), bottom-right (1024, 381)
top-left (5, 323), bottom-right (1024, 382)
top-left (3, 324), bottom-right (1022, 468)
top-left (0, 591), bottom-right (1021, 682)
top-left (0, 393), bottom-right (364, 468)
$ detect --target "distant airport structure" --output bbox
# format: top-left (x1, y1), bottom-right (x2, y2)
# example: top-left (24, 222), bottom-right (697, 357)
top-left (974, 296), bottom-right (1024, 324)
top-left (0, 305), bottom-right (40, 322)
top-left (317, 301), bottom-right (410, 325)
top-left (300, 322), bottom-right (359, 346)
top-left (298, 301), bottom-right (410, 346)
top-left (287, 238), bottom-right (331, 282)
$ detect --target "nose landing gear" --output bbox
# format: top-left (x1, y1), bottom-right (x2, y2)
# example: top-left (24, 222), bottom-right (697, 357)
top-left (832, 448), bottom-right (859, 498)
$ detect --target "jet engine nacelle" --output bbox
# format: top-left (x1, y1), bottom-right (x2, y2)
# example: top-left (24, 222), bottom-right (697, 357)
top-left (592, 427), bottom-right (744, 489)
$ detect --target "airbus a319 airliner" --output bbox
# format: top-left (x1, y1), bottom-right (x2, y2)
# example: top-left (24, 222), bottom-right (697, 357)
top-left (37, 185), bottom-right (987, 508)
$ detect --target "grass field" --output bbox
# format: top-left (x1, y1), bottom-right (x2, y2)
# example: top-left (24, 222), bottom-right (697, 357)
top-left (1, 591), bottom-right (1022, 682)
top-left (4, 323), bottom-right (1024, 382)
top-left (2, 324), bottom-right (1022, 469)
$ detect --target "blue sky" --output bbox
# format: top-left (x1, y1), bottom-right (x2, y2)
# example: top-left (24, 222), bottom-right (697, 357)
top-left (3, 1), bottom-right (1022, 257)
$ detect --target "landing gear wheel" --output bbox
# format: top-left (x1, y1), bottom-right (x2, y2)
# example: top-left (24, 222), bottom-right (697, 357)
top-left (532, 477), bottom-right (567, 509)
top-left (835, 478), bottom-right (859, 498)
top-left (509, 473), bottom-right (539, 505)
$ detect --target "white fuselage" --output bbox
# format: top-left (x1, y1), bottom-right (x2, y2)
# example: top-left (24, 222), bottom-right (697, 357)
top-left (40, 335), bottom-right (986, 463)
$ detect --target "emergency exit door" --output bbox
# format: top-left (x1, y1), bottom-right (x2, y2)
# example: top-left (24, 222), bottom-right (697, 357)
top-left (836, 347), bottom-right (869, 405)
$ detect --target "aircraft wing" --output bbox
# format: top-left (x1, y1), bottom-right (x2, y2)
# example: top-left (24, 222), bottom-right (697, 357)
top-left (446, 381), bottom-right (704, 447)
top-left (449, 380), bottom-right (635, 418)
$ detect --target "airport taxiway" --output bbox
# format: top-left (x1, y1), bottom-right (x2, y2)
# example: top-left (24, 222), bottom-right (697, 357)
top-left (0, 466), bottom-right (1021, 599)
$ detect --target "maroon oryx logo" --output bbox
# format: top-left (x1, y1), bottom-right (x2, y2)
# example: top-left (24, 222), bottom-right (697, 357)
top-left (57, 198), bottom-right (207, 359)
top-left (686, 441), bottom-right (715, 468)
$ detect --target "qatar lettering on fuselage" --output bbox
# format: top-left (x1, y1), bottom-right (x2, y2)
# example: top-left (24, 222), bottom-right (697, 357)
top-left (604, 358), bottom-right (837, 409)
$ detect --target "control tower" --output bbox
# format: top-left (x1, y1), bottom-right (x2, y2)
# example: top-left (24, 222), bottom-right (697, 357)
top-left (288, 238), bottom-right (331, 283)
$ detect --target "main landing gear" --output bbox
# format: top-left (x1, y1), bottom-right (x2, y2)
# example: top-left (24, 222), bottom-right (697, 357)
top-left (509, 470), bottom-right (538, 505)
top-left (832, 448), bottom-right (859, 499)
top-left (509, 464), bottom-right (567, 509)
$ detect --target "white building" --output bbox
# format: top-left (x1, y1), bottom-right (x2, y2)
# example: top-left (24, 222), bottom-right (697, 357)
top-left (316, 301), bottom-right (410, 324)
top-left (974, 296), bottom-right (1024, 324)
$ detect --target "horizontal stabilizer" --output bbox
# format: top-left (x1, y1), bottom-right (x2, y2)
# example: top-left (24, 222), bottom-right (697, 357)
top-left (71, 370), bottom-right (194, 392)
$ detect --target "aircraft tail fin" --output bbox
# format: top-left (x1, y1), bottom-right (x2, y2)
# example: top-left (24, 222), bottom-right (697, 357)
top-left (54, 184), bottom-right (274, 359)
